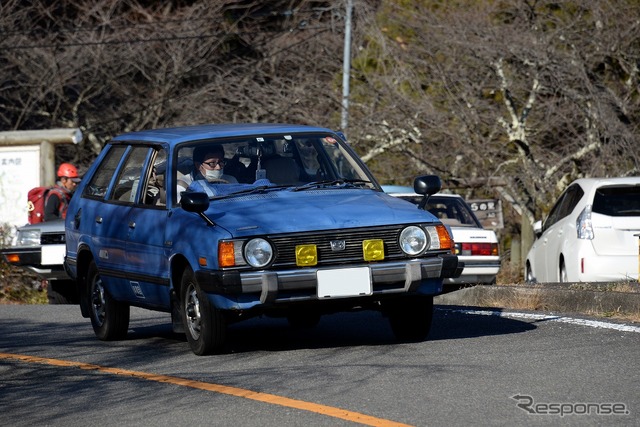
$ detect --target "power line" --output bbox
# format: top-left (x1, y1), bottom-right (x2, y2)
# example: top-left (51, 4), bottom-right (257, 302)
top-left (0, 23), bottom-right (333, 51)
top-left (77, 27), bottom-right (334, 131)
top-left (0, 6), bottom-right (336, 38)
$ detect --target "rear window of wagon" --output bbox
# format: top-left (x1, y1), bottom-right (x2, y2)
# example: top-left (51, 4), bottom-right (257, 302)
top-left (592, 185), bottom-right (640, 216)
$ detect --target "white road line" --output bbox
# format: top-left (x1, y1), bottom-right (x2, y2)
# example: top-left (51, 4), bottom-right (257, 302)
top-left (438, 308), bottom-right (640, 333)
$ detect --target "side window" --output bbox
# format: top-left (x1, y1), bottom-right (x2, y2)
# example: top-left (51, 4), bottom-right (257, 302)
top-left (543, 184), bottom-right (584, 231)
top-left (558, 185), bottom-right (584, 218)
top-left (543, 191), bottom-right (568, 231)
top-left (109, 147), bottom-right (151, 203)
top-left (142, 148), bottom-right (167, 206)
top-left (83, 145), bottom-right (127, 198)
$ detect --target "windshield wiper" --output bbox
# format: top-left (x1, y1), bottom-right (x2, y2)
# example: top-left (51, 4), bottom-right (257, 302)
top-left (292, 179), bottom-right (371, 191)
top-left (211, 184), bottom-right (292, 200)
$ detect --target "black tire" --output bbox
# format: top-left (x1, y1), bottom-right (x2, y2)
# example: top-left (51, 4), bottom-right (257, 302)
top-left (386, 296), bottom-right (434, 342)
top-left (87, 261), bottom-right (130, 340)
top-left (181, 267), bottom-right (226, 355)
top-left (287, 309), bottom-right (321, 329)
top-left (47, 280), bottom-right (79, 305)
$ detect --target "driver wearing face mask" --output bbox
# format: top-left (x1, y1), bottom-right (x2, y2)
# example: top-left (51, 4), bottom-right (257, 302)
top-left (194, 145), bottom-right (238, 184)
top-left (179, 144), bottom-right (238, 200)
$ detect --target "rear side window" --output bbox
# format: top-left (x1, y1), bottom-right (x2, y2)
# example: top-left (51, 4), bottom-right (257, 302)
top-left (593, 186), bottom-right (640, 216)
top-left (110, 147), bottom-right (152, 203)
top-left (83, 145), bottom-right (127, 198)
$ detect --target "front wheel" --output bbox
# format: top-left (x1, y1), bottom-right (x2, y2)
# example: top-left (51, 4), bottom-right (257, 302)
top-left (560, 260), bottom-right (568, 283)
top-left (525, 263), bottom-right (535, 284)
top-left (181, 267), bottom-right (226, 355)
top-left (386, 296), bottom-right (434, 342)
top-left (87, 261), bottom-right (130, 340)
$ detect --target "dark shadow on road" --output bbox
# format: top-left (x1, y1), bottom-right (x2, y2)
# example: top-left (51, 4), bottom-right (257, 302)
top-left (0, 304), bottom-right (537, 356)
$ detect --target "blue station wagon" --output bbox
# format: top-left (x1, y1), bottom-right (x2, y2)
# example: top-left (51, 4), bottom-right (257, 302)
top-left (64, 123), bottom-right (461, 355)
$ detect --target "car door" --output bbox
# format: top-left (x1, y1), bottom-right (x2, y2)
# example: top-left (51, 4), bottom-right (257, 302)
top-left (75, 145), bottom-right (131, 285)
top-left (540, 184), bottom-right (583, 281)
top-left (123, 147), bottom-right (171, 307)
top-left (531, 190), bottom-right (568, 282)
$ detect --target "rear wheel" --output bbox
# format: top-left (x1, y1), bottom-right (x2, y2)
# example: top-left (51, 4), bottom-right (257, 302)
top-left (181, 267), bottom-right (226, 355)
top-left (386, 296), bottom-right (434, 342)
top-left (87, 261), bottom-right (130, 340)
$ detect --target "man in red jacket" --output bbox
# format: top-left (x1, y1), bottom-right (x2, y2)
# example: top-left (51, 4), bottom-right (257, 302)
top-left (44, 163), bottom-right (81, 221)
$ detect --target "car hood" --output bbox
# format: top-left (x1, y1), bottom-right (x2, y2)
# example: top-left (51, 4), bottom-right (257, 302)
top-left (206, 188), bottom-right (438, 236)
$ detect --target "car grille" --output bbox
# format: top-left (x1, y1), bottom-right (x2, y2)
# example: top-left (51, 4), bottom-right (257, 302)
top-left (267, 225), bottom-right (407, 268)
top-left (41, 233), bottom-right (65, 245)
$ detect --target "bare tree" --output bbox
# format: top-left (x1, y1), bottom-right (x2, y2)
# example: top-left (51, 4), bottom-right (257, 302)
top-left (348, 0), bottom-right (640, 226)
top-left (0, 0), bottom-right (351, 164)
top-left (1, 0), bottom-right (639, 266)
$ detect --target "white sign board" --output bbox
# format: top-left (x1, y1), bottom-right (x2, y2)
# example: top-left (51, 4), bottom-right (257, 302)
top-left (0, 145), bottom-right (40, 229)
top-left (468, 198), bottom-right (504, 230)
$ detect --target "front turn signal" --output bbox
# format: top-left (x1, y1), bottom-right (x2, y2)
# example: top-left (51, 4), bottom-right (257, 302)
top-left (436, 225), bottom-right (455, 253)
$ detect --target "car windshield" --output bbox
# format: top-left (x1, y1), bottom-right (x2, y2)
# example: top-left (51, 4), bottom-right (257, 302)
top-left (175, 133), bottom-right (376, 200)
top-left (425, 197), bottom-right (482, 227)
top-left (592, 185), bottom-right (640, 216)
top-left (397, 194), bottom-right (482, 227)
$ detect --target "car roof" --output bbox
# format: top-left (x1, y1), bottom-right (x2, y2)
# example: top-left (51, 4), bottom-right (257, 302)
top-left (112, 123), bottom-right (336, 145)
top-left (571, 176), bottom-right (640, 189)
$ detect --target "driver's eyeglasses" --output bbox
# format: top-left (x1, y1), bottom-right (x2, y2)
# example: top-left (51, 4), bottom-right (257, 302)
top-left (202, 159), bottom-right (225, 168)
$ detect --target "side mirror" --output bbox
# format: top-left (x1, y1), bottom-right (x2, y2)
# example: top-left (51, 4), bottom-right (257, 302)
top-left (414, 175), bottom-right (442, 196)
top-left (533, 220), bottom-right (543, 238)
top-left (180, 191), bottom-right (209, 213)
top-left (180, 191), bottom-right (215, 226)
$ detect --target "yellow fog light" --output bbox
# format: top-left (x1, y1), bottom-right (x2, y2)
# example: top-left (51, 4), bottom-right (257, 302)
top-left (296, 244), bottom-right (317, 266)
top-left (363, 239), bottom-right (384, 261)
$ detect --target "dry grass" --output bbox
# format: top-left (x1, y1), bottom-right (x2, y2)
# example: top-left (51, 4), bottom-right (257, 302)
top-left (0, 262), bottom-right (48, 305)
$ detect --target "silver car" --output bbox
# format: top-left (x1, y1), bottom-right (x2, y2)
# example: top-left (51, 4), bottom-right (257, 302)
top-left (0, 219), bottom-right (77, 303)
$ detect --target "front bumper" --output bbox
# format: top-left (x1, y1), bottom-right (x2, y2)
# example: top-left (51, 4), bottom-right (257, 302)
top-left (446, 258), bottom-right (501, 285)
top-left (0, 245), bottom-right (69, 281)
top-left (196, 254), bottom-right (459, 305)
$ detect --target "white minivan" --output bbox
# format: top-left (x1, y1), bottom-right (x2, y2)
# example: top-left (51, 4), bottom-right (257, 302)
top-left (526, 177), bottom-right (640, 283)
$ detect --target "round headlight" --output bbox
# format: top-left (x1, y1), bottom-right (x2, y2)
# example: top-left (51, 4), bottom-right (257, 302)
top-left (244, 238), bottom-right (273, 268)
top-left (399, 226), bottom-right (428, 255)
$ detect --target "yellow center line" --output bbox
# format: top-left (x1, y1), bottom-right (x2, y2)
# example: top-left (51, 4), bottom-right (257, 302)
top-left (0, 352), bottom-right (413, 427)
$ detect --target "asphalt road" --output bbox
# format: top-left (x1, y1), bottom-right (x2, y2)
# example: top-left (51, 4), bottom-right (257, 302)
top-left (0, 304), bottom-right (638, 427)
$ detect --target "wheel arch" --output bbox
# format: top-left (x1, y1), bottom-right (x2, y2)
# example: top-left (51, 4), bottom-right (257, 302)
top-left (170, 254), bottom-right (191, 301)
top-left (76, 245), bottom-right (96, 318)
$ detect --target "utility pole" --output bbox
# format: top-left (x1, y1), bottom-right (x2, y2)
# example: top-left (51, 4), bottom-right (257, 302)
top-left (341, 0), bottom-right (353, 135)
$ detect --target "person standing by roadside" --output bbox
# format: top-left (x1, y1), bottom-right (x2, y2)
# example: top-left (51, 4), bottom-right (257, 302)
top-left (44, 163), bottom-right (81, 221)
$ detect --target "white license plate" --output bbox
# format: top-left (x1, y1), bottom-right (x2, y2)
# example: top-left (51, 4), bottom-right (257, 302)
top-left (317, 267), bottom-right (372, 299)
top-left (41, 244), bottom-right (65, 265)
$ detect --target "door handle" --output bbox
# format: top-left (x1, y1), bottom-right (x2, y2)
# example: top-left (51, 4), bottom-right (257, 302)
top-left (129, 221), bottom-right (136, 229)
top-left (95, 216), bottom-right (103, 224)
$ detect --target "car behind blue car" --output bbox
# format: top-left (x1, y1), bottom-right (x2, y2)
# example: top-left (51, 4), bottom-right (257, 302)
top-left (64, 123), bottom-right (461, 355)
